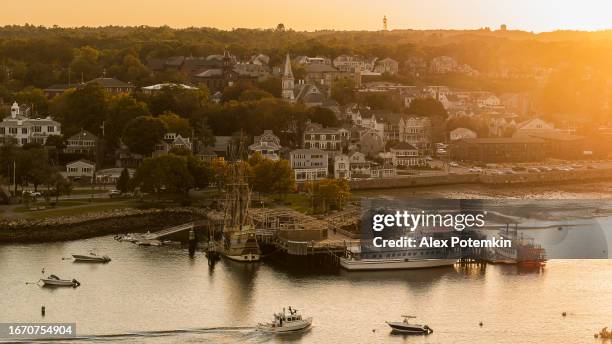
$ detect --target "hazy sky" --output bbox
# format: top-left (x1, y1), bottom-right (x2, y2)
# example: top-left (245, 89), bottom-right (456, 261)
top-left (2, 0), bottom-right (612, 32)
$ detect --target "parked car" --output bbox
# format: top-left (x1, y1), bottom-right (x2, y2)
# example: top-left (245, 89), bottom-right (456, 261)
top-left (22, 190), bottom-right (42, 197)
top-left (449, 162), bottom-right (459, 167)
top-left (109, 189), bottom-right (122, 197)
top-left (527, 167), bottom-right (541, 173)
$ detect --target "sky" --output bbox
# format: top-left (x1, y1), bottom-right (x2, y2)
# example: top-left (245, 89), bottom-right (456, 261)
top-left (2, 0), bottom-right (612, 32)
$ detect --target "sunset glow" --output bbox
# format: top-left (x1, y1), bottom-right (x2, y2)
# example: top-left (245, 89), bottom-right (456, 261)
top-left (2, 0), bottom-right (612, 32)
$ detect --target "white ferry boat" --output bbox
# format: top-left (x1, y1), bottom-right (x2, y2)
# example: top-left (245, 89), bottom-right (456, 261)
top-left (340, 243), bottom-right (458, 271)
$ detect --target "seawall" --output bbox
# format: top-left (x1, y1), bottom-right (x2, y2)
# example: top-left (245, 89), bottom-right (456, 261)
top-left (0, 208), bottom-right (207, 243)
top-left (350, 168), bottom-right (612, 190)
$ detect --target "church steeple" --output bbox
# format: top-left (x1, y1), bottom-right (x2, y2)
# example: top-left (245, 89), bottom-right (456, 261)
top-left (281, 53), bottom-right (295, 101)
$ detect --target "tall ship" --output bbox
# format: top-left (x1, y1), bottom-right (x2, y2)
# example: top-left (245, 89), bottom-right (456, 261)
top-left (217, 145), bottom-right (261, 262)
top-left (492, 225), bottom-right (547, 266)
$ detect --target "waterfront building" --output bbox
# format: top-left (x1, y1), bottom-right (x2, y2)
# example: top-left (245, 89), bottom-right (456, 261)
top-left (333, 154), bottom-right (351, 179)
top-left (65, 159), bottom-right (95, 180)
top-left (370, 163), bottom-right (397, 178)
top-left (349, 151), bottom-right (372, 178)
top-left (0, 102), bottom-right (61, 146)
top-left (389, 142), bottom-right (425, 167)
top-left (289, 148), bottom-right (329, 182)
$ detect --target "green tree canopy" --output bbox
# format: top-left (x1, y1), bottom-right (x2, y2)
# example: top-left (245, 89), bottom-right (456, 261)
top-left (122, 116), bottom-right (167, 155)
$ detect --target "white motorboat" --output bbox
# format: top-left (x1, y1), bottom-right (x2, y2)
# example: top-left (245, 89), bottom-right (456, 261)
top-left (39, 275), bottom-right (81, 287)
top-left (386, 315), bottom-right (432, 334)
top-left (72, 252), bottom-right (111, 263)
top-left (257, 307), bottom-right (312, 334)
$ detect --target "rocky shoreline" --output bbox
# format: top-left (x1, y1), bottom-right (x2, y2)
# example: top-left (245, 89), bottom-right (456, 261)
top-left (0, 208), bottom-right (208, 243)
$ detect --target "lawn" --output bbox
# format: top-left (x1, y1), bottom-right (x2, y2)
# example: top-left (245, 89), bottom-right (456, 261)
top-left (13, 200), bottom-right (139, 220)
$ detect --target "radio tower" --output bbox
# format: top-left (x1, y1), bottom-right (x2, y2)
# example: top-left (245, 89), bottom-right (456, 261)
top-left (383, 15), bottom-right (388, 31)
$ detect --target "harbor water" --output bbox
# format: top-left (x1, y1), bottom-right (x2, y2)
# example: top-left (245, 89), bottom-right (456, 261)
top-left (1, 236), bottom-right (611, 344)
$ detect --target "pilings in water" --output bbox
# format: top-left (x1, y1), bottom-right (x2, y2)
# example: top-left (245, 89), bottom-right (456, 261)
top-left (188, 228), bottom-right (197, 257)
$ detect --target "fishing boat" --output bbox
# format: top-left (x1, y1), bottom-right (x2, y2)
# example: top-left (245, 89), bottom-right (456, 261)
top-left (72, 252), bottom-right (111, 263)
top-left (257, 307), bottom-right (312, 333)
top-left (39, 275), bottom-right (80, 287)
top-left (386, 315), bottom-right (432, 334)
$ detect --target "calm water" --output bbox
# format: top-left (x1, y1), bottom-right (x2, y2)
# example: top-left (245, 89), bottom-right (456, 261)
top-left (1, 236), bottom-right (612, 344)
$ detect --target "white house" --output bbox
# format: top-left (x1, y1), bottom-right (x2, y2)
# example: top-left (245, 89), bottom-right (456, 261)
top-left (0, 102), bottom-right (61, 146)
top-left (66, 159), bottom-right (95, 180)
top-left (349, 151), bottom-right (372, 178)
top-left (249, 130), bottom-right (281, 160)
top-left (289, 149), bottom-right (328, 182)
top-left (333, 154), bottom-right (351, 179)
top-left (398, 116), bottom-right (431, 154)
top-left (389, 142), bottom-right (425, 167)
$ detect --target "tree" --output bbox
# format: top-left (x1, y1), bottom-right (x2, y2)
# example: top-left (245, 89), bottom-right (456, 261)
top-left (331, 78), bottom-right (355, 105)
top-left (158, 111), bottom-right (191, 137)
top-left (132, 154), bottom-right (194, 197)
top-left (305, 179), bottom-right (350, 214)
top-left (106, 94), bottom-right (151, 149)
top-left (50, 83), bottom-right (108, 136)
top-left (46, 172), bottom-right (72, 203)
top-left (16, 146), bottom-right (53, 191)
top-left (122, 116), bottom-right (167, 155)
top-left (186, 156), bottom-right (213, 189)
top-left (239, 89), bottom-right (274, 101)
top-left (116, 168), bottom-right (131, 193)
top-left (406, 98), bottom-right (448, 118)
top-left (276, 23), bottom-right (286, 32)
top-left (308, 106), bottom-right (339, 127)
top-left (15, 87), bottom-right (49, 115)
top-left (70, 46), bottom-right (102, 81)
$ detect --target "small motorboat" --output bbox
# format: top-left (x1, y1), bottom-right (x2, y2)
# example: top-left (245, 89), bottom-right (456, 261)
top-left (39, 275), bottom-right (81, 288)
top-left (72, 252), bottom-right (111, 263)
top-left (257, 307), bottom-right (312, 334)
top-left (386, 315), bottom-right (432, 334)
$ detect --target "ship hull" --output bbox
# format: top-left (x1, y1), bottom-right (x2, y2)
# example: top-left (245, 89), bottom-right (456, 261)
top-left (340, 258), bottom-right (457, 271)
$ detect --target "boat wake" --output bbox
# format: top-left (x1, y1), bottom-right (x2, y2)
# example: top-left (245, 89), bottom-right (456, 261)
top-left (3, 326), bottom-right (257, 343)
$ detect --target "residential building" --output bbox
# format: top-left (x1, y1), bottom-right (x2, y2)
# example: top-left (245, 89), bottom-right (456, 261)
top-left (86, 77), bottom-right (135, 94)
top-left (65, 159), bottom-right (95, 180)
top-left (294, 56), bottom-right (332, 65)
top-left (371, 163), bottom-right (397, 178)
top-left (389, 142), bottom-right (425, 167)
top-left (303, 124), bottom-right (342, 152)
top-left (64, 130), bottom-right (98, 155)
top-left (249, 130), bottom-right (281, 160)
top-left (359, 130), bottom-right (385, 156)
top-left (289, 149), bottom-right (329, 182)
top-left (398, 116), bottom-right (431, 154)
top-left (153, 133), bottom-right (193, 156)
top-left (349, 151), bottom-right (372, 178)
top-left (95, 167), bottom-right (135, 185)
top-left (333, 55), bottom-right (374, 73)
top-left (373, 58), bottom-right (399, 75)
top-left (0, 102), bottom-right (61, 146)
top-left (333, 154), bottom-right (351, 179)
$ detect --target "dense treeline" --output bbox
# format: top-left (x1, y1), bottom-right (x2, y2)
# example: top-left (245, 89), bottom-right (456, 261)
top-left (0, 25), bottom-right (611, 122)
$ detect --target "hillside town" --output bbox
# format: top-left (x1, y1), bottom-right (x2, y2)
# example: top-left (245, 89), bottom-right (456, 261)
top-left (1, 27), bottom-right (612, 206)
